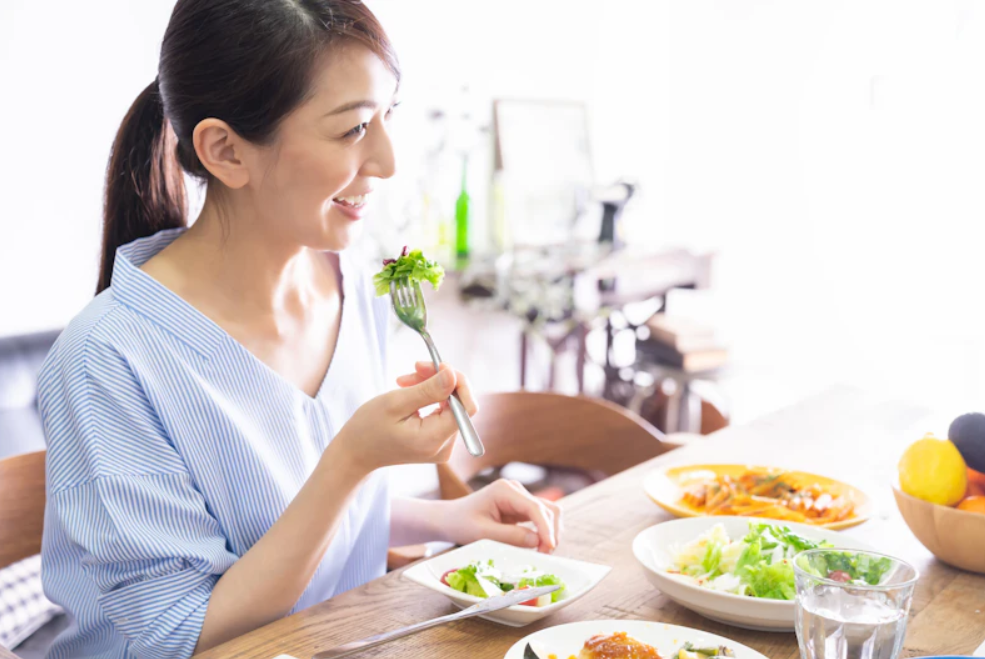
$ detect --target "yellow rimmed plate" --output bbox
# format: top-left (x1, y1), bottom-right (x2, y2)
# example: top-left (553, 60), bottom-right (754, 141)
top-left (643, 463), bottom-right (874, 530)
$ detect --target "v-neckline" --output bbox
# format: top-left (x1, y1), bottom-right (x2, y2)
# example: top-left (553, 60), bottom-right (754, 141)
top-left (226, 252), bottom-right (348, 403)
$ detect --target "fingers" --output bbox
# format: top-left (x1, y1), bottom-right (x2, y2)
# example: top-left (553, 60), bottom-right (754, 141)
top-left (395, 363), bottom-right (435, 388)
top-left (542, 498), bottom-right (563, 547)
top-left (475, 517), bottom-right (540, 549)
top-left (449, 369), bottom-right (478, 416)
top-left (395, 372), bottom-right (422, 387)
top-left (388, 364), bottom-right (457, 418)
top-left (494, 480), bottom-right (557, 553)
top-left (415, 401), bottom-right (462, 445)
top-left (414, 361), bottom-right (438, 376)
top-left (396, 363), bottom-right (478, 416)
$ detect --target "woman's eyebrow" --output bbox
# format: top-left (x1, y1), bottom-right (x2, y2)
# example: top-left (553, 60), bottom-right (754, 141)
top-left (324, 100), bottom-right (378, 117)
top-left (325, 94), bottom-right (399, 117)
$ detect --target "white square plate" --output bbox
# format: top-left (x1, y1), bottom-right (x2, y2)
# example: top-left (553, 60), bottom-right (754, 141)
top-left (402, 539), bottom-right (611, 627)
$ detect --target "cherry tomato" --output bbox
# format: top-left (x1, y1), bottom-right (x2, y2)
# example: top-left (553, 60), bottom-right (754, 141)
top-left (828, 570), bottom-right (852, 583)
top-left (516, 585), bottom-right (538, 607)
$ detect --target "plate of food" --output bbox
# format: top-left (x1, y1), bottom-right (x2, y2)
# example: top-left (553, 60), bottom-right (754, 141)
top-left (632, 516), bottom-right (877, 631)
top-left (643, 463), bottom-right (874, 530)
top-left (403, 539), bottom-right (611, 627)
top-left (504, 619), bottom-right (767, 659)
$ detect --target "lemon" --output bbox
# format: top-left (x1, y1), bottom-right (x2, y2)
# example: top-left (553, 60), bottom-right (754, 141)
top-left (899, 433), bottom-right (968, 506)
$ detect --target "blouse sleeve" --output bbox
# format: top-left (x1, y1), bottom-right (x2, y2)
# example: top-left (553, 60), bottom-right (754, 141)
top-left (41, 331), bottom-right (238, 659)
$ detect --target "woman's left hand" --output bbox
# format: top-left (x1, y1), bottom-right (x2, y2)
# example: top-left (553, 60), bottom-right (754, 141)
top-left (440, 479), bottom-right (562, 554)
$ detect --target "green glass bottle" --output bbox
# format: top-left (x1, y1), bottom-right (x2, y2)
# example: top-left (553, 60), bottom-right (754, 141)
top-left (454, 155), bottom-right (470, 266)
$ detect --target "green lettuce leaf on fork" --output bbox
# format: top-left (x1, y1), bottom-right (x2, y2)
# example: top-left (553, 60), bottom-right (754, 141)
top-left (373, 246), bottom-right (445, 297)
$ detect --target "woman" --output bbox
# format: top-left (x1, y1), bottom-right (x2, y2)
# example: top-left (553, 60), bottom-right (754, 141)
top-left (38, 2), bottom-right (561, 657)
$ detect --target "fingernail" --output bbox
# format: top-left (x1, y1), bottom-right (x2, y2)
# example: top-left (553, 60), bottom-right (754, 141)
top-left (439, 369), bottom-right (454, 388)
top-left (525, 532), bottom-right (539, 547)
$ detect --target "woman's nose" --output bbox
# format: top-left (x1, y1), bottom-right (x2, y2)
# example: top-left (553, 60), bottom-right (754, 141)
top-left (362, 123), bottom-right (396, 180)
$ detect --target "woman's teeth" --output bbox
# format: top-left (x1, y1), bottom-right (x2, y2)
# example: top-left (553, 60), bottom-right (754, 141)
top-left (334, 195), bottom-right (367, 207)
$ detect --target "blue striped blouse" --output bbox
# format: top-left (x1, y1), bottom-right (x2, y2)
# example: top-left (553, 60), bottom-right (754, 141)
top-left (38, 228), bottom-right (393, 659)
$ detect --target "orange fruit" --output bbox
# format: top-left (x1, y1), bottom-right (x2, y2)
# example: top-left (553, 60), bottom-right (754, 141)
top-left (956, 496), bottom-right (985, 515)
top-left (967, 468), bottom-right (985, 498)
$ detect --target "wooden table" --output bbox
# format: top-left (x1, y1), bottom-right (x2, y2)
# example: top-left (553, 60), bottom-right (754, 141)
top-left (193, 386), bottom-right (985, 659)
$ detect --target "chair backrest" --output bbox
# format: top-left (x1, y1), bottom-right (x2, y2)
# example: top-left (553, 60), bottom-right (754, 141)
top-left (0, 450), bottom-right (46, 569)
top-left (437, 392), bottom-right (676, 499)
top-left (0, 329), bottom-right (60, 461)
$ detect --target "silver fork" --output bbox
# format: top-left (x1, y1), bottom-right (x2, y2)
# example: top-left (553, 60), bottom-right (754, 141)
top-left (390, 278), bottom-right (485, 457)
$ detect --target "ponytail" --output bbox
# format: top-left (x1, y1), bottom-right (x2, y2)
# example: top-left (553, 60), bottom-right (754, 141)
top-left (97, 79), bottom-right (186, 294)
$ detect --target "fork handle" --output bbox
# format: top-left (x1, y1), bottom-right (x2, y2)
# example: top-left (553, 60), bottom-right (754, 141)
top-left (420, 332), bottom-right (485, 457)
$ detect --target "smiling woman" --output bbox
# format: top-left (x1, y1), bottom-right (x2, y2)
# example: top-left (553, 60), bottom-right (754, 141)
top-left (98, 0), bottom-right (401, 297)
top-left (37, 2), bottom-right (562, 659)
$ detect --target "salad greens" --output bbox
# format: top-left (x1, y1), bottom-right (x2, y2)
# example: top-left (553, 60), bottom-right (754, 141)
top-left (670, 522), bottom-right (832, 601)
top-left (373, 246), bottom-right (445, 297)
top-left (794, 550), bottom-right (894, 586)
top-left (677, 642), bottom-right (736, 659)
top-left (442, 560), bottom-right (567, 606)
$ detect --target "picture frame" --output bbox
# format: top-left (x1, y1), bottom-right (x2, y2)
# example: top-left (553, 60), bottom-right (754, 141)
top-left (492, 99), bottom-right (595, 247)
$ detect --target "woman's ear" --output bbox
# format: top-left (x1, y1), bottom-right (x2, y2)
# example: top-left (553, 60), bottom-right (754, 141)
top-left (192, 118), bottom-right (251, 189)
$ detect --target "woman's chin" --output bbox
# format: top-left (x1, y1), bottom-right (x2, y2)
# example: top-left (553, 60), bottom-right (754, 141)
top-left (314, 220), bottom-right (363, 252)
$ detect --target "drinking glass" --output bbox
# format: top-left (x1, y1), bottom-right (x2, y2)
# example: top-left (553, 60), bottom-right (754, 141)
top-left (794, 549), bottom-right (919, 659)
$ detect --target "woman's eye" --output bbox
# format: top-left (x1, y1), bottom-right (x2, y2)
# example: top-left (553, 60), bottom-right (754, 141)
top-left (386, 102), bottom-right (401, 119)
top-left (344, 122), bottom-right (369, 139)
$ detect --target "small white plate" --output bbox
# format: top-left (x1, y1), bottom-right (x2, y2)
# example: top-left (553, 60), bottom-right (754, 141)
top-left (504, 619), bottom-right (769, 659)
top-left (632, 516), bottom-right (876, 631)
top-left (402, 538), bottom-right (610, 627)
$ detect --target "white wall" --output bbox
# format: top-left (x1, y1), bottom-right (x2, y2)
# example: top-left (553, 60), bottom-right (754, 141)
top-left (2, 0), bottom-right (984, 419)
top-left (0, 1), bottom-right (179, 334)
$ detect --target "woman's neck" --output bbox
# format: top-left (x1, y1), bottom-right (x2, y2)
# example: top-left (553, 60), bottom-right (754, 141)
top-left (142, 193), bottom-right (340, 334)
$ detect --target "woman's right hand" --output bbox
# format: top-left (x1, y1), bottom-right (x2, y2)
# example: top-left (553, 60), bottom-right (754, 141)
top-left (332, 363), bottom-right (478, 473)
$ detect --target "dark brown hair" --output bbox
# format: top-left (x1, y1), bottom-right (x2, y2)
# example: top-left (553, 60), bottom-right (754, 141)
top-left (97, 0), bottom-right (399, 294)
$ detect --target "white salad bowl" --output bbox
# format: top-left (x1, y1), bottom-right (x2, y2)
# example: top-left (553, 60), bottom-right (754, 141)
top-left (632, 516), bottom-right (876, 631)
top-left (403, 538), bottom-right (611, 627)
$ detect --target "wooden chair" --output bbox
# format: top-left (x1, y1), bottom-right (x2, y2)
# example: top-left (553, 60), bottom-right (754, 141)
top-left (387, 391), bottom-right (678, 568)
top-left (438, 391), bottom-right (677, 499)
top-left (0, 450), bottom-right (46, 571)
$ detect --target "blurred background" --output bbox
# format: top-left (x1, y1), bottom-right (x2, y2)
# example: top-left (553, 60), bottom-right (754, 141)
top-left (2, 0), bottom-right (985, 444)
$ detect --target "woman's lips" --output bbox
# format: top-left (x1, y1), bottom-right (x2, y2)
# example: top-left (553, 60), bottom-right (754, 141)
top-left (332, 195), bottom-right (369, 220)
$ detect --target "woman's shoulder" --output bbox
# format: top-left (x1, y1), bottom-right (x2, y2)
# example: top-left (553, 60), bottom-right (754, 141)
top-left (39, 289), bottom-right (190, 490)
top-left (38, 289), bottom-right (148, 399)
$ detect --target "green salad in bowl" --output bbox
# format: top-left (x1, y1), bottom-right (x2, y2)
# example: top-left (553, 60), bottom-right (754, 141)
top-left (668, 521), bottom-right (894, 601)
top-left (669, 522), bottom-right (834, 600)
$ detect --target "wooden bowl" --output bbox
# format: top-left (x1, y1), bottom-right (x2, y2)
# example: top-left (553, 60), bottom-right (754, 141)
top-left (892, 484), bottom-right (985, 574)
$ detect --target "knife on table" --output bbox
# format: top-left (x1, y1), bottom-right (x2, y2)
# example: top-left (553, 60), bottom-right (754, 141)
top-left (311, 584), bottom-right (560, 659)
